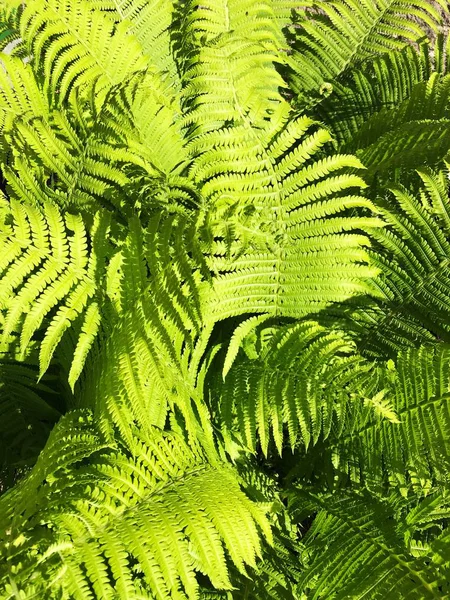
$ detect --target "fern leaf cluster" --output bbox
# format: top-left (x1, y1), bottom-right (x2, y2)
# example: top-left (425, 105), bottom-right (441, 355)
top-left (2, 0), bottom-right (450, 598)
top-left (0, 412), bottom-right (270, 599)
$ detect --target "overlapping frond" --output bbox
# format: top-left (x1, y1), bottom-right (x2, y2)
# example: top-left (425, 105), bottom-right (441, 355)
top-left (0, 411), bottom-right (272, 600)
top-left (210, 320), bottom-right (370, 455)
top-left (291, 488), bottom-right (449, 599)
top-left (304, 31), bottom-right (450, 181)
top-left (0, 64), bottom-right (191, 215)
top-left (102, 71), bottom-right (190, 182)
top-left (98, 0), bottom-right (181, 92)
top-left (285, 0), bottom-right (447, 102)
top-left (0, 199), bottom-right (110, 384)
top-left (194, 105), bottom-right (383, 322)
top-left (0, 3), bottom-right (21, 54)
top-left (0, 56), bottom-right (50, 159)
top-left (0, 56), bottom-right (130, 212)
top-left (19, 0), bottom-right (147, 106)
top-left (354, 168), bottom-right (450, 353)
top-left (79, 214), bottom-right (210, 442)
top-left (351, 74), bottom-right (450, 180)
top-left (176, 0), bottom-right (288, 134)
top-left (212, 319), bottom-right (450, 492)
top-left (203, 533), bottom-right (302, 599)
top-left (313, 46), bottom-right (427, 147)
top-left (330, 345), bottom-right (450, 492)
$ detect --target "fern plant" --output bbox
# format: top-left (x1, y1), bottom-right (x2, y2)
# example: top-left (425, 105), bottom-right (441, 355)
top-left (1, 0), bottom-right (450, 598)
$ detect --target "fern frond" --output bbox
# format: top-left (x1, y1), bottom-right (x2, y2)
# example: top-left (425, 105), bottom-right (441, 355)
top-left (2, 2), bottom-right (450, 597)
top-left (171, 0), bottom-right (291, 135)
top-left (285, 0), bottom-right (446, 102)
top-left (182, 35), bottom-right (286, 134)
top-left (313, 46), bottom-right (427, 147)
top-left (0, 200), bottom-right (111, 384)
top-left (214, 318), bottom-right (450, 492)
top-left (431, 30), bottom-right (450, 76)
top-left (337, 74), bottom-right (450, 179)
top-left (104, 71), bottom-right (189, 179)
top-left (195, 106), bottom-right (383, 323)
top-left (359, 118), bottom-right (450, 181)
top-left (79, 214), bottom-right (210, 444)
top-left (0, 6), bottom-right (20, 54)
top-left (331, 345), bottom-right (450, 492)
top-left (0, 56), bottom-right (49, 141)
top-left (354, 168), bottom-right (450, 352)
top-left (98, 0), bottom-right (182, 92)
top-left (0, 411), bottom-right (272, 600)
top-left (203, 533), bottom-right (302, 599)
top-left (291, 488), bottom-right (448, 599)
top-left (20, 0), bottom-right (147, 106)
top-left (0, 70), bottom-right (131, 212)
top-left (211, 319), bottom-right (368, 456)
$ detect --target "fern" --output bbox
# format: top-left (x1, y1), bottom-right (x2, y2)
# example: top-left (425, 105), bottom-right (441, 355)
top-left (290, 488), bottom-right (449, 599)
top-left (0, 199), bottom-right (111, 383)
top-left (353, 168), bottom-right (450, 353)
top-left (285, 0), bottom-right (447, 103)
top-left (2, 1), bottom-right (450, 598)
top-left (195, 106), bottom-right (383, 322)
top-left (211, 320), bottom-right (366, 455)
top-left (307, 43), bottom-right (450, 181)
top-left (330, 345), bottom-right (450, 492)
top-left (212, 323), bottom-right (450, 492)
top-left (313, 45), bottom-right (428, 147)
top-left (20, 0), bottom-right (147, 105)
top-left (0, 411), bottom-right (272, 599)
top-left (100, 0), bottom-right (182, 92)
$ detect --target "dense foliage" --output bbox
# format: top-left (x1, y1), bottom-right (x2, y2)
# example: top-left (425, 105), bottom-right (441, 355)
top-left (1, 0), bottom-right (450, 597)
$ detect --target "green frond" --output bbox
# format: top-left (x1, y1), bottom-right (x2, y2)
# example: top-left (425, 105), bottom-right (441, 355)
top-left (213, 318), bottom-right (450, 492)
top-left (203, 532), bottom-right (302, 599)
top-left (222, 314), bottom-right (271, 379)
top-left (344, 73), bottom-right (450, 152)
top-left (0, 200), bottom-right (111, 383)
top-left (431, 30), bottom-right (450, 76)
top-left (0, 411), bottom-right (272, 600)
top-left (0, 65), bottom-right (191, 215)
top-left (290, 488), bottom-right (449, 599)
top-left (285, 0), bottom-right (446, 102)
top-left (20, 0), bottom-right (147, 106)
top-left (99, 0), bottom-right (182, 93)
top-left (0, 56), bottom-right (49, 140)
top-left (170, 0), bottom-right (290, 135)
top-left (104, 71), bottom-right (189, 179)
top-left (331, 345), bottom-right (450, 492)
top-left (182, 35), bottom-right (286, 134)
top-left (353, 168), bottom-right (450, 352)
top-left (68, 301), bottom-right (101, 390)
top-left (359, 118), bottom-right (450, 181)
top-left (299, 42), bottom-right (450, 182)
top-left (338, 73), bottom-right (450, 179)
top-left (177, 0), bottom-right (284, 46)
top-left (195, 107), bottom-right (383, 323)
top-left (0, 74), bottom-right (132, 211)
top-left (210, 319), bottom-right (373, 456)
top-left (79, 214), bottom-right (210, 443)
top-left (313, 46), bottom-right (427, 148)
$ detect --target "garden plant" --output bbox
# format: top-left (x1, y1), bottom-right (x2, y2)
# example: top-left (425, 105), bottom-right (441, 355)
top-left (1, 0), bottom-right (450, 598)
